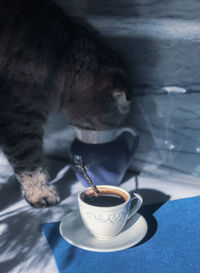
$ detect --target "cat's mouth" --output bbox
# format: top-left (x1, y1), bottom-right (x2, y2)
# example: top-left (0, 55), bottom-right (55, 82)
top-left (68, 121), bottom-right (104, 131)
top-left (68, 116), bottom-right (126, 131)
top-left (67, 105), bottom-right (129, 130)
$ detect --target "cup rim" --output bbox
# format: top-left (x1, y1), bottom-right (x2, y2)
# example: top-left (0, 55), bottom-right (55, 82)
top-left (78, 185), bottom-right (130, 209)
top-left (70, 126), bottom-right (120, 144)
top-left (70, 125), bottom-right (120, 133)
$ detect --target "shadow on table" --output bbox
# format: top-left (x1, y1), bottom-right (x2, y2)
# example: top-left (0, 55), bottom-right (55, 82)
top-left (0, 175), bottom-right (22, 211)
top-left (0, 157), bottom-right (77, 273)
top-left (130, 188), bottom-right (170, 247)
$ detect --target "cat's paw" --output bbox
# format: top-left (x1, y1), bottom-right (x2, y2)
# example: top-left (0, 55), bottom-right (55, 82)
top-left (17, 168), bottom-right (60, 208)
top-left (24, 184), bottom-right (60, 208)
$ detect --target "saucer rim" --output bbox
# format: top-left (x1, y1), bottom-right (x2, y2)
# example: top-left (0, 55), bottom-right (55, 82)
top-left (59, 210), bottom-right (148, 252)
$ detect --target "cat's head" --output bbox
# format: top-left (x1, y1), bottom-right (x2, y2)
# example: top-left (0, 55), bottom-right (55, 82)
top-left (65, 69), bottom-right (131, 130)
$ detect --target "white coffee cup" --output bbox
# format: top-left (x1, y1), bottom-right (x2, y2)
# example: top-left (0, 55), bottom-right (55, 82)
top-left (78, 185), bottom-right (143, 239)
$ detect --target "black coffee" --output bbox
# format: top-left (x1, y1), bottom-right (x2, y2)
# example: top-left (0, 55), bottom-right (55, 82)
top-left (83, 193), bottom-right (125, 207)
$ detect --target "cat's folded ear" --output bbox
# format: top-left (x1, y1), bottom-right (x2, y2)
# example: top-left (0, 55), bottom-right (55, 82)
top-left (113, 90), bottom-right (131, 114)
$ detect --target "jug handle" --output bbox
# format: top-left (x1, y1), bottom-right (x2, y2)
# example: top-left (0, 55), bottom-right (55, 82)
top-left (116, 126), bottom-right (139, 162)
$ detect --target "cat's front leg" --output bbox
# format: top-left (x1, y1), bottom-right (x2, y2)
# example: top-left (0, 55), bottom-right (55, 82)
top-left (0, 99), bottom-right (60, 208)
top-left (17, 168), bottom-right (60, 208)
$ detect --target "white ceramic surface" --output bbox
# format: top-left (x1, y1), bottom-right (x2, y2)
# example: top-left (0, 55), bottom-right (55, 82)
top-left (78, 186), bottom-right (143, 239)
top-left (59, 210), bottom-right (148, 252)
top-left (70, 125), bottom-right (137, 144)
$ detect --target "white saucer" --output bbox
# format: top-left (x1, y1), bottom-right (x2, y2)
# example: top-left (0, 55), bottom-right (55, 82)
top-left (59, 210), bottom-right (148, 252)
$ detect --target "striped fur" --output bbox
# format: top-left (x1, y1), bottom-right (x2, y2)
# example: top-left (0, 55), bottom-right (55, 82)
top-left (0, 0), bottom-right (130, 207)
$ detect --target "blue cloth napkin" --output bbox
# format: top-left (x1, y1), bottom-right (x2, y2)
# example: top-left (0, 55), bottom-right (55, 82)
top-left (42, 196), bottom-right (200, 273)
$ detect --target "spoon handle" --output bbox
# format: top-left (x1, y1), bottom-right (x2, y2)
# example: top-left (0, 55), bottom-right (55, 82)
top-left (73, 155), bottom-right (100, 197)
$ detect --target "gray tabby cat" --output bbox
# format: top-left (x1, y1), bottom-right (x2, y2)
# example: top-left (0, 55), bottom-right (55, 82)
top-left (0, 0), bottom-right (131, 208)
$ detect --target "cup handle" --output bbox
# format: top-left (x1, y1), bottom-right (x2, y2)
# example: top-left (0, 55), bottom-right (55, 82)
top-left (127, 193), bottom-right (143, 220)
